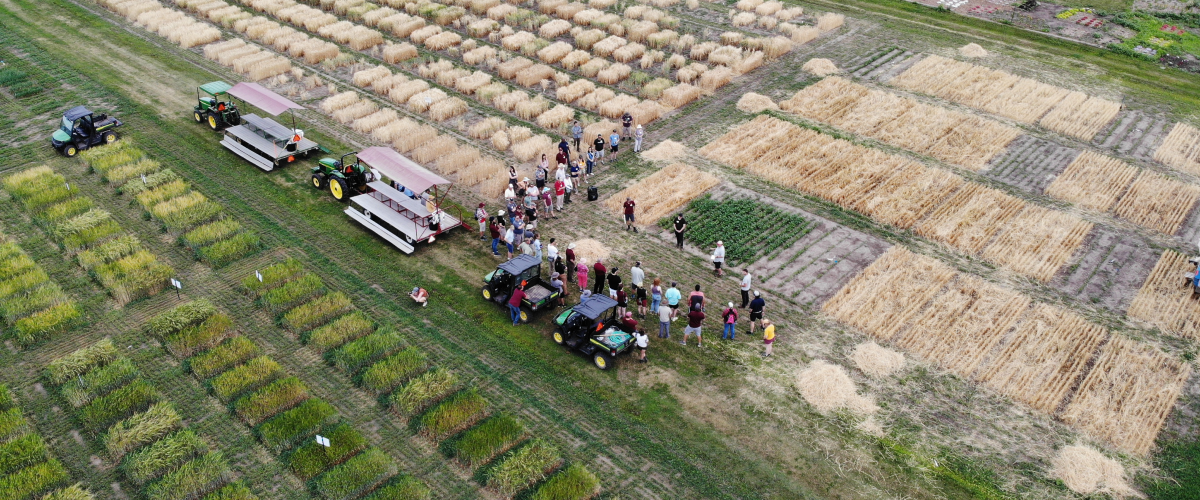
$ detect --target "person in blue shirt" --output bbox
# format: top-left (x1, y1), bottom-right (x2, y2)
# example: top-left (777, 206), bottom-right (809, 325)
top-left (664, 282), bottom-right (682, 321)
top-left (609, 130), bottom-right (620, 159)
top-left (571, 121), bottom-right (583, 151)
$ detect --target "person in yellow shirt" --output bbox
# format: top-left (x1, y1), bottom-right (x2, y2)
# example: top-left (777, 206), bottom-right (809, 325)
top-left (761, 319), bottom-right (775, 357)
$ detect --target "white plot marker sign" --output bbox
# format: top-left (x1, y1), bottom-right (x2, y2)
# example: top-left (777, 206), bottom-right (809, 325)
top-left (315, 435), bottom-right (331, 447)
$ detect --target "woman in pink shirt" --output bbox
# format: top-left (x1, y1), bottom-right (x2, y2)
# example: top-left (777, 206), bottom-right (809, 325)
top-left (576, 260), bottom-right (589, 291)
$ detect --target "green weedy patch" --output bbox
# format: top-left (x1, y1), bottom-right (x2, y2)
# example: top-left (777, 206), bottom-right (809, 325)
top-left (201, 481), bottom-right (259, 500)
top-left (40, 483), bottom-right (96, 500)
top-left (261, 273), bottom-right (324, 313)
top-left (282, 292), bottom-right (353, 332)
top-left (110, 260), bottom-right (172, 305)
top-left (360, 475), bottom-right (430, 500)
top-left (487, 439), bottom-right (561, 497)
top-left (77, 235), bottom-right (141, 270)
top-left (198, 232), bottom-right (261, 268)
top-left (188, 337), bottom-right (260, 380)
top-left (40, 197), bottom-right (94, 224)
top-left (0, 282), bottom-right (67, 321)
top-left (0, 433), bottom-right (48, 476)
top-left (61, 358), bottom-right (139, 408)
top-left (183, 219), bottom-right (242, 249)
top-left (0, 457), bottom-right (67, 500)
top-left (121, 168), bottom-right (179, 196)
top-left (233, 377), bottom-right (309, 425)
top-left (0, 384), bottom-right (12, 410)
top-left (121, 429), bottom-right (206, 485)
top-left (147, 299), bottom-right (217, 339)
top-left (46, 338), bottom-right (118, 385)
top-left (306, 310), bottom-right (374, 351)
top-left (418, 389), bottom-right (488, 440)
top-left (165, 313), bottom-right (233, 358)
top-left (242, 258), bottom-right (304, 297)
top-left (665, 196), bottom-right (812, 265)
top-left (210, 356), bottom-right (282, 402)
top-left (531, 463), bottom-right (600, 500)
top-left (103, 403), bottom-right (181, 460)
top-left (144, 451), bottom-right (230, 500)
top-left (3, 167), bottom-right (74, 212)
top-left (389, 368), bottom-right (458, 416)
top-left (287, 423), bottom-right (367, 480)
top-left (136, 180), bottom-right (189, 210)
top-left (77, 378), bottom-right (158, 432)
top-left (330, 327), bottom-right (405, 374)
top-left (0, 408), bottom-right (28, 441)
top-left (152, 192), bottom-right (224, 232)
top-left (52, 208), bottom-right (113, 241)
top-left (256, 398), bottom-right (336, 451)
top-left (0, 269), bottom-right (49, 298)
top-left (104, 158), bottom-right (160, 184)
top-left (61, 220), bottom-right (122, 252)
top-left (81, 142), bottom-right (142, 173)
top-left (313, 448), bottom-right (397, 500)
top-left (450, 414), bottom-right (526, 466)
top-left (13, 302), bottom-right (80, 346)
top-left (361, 347), bottom-right (428, 393)
top-left (0, 253), bottom-right (35, 282)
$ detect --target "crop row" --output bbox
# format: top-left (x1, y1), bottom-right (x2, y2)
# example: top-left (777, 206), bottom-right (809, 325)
top-left (78, 142), bottom-right (263, 267)
top-left (0, 383), bottom-right (97, 500)
top-left (671, 195), bottom-right (813, 264)
top-left (0, 232), bottom-right (80, 347)
top-left (45, 338), bottom-right (247, 500)
top-left (147, 301), bottom-right (433, 499)
top-left (1, 166), bottom-right (172, 305)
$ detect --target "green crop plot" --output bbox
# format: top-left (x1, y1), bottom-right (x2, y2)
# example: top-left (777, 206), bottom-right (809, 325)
top-left (665, 195), bottom-right (814, 264)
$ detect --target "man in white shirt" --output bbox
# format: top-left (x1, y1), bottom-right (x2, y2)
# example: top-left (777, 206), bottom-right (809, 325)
top-left (711, 241), bottom-right (726, 277)
top-left (546, 238), bottom-right (559, 264)
top-left (630, 261), bottom-right (646, 317)
top-left (633, 328), bottom-right (649, 363)
top-left (739, 269), bottom-right (752, 308)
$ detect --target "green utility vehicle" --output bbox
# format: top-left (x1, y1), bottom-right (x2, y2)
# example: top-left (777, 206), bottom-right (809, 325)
top-left (312, 151), bottom-right (377, 201)
top-left (552, 295), bottom-right (634, 370)
top-left (193, 81), bottom-right (241, 130)
top-left (482, 255), bottom-right (562, 323)
top-left (51, 106), bottom-right (123, 157)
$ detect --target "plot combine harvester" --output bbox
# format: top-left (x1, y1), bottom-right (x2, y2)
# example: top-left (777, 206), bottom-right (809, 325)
top-left (51, 106), bottom-right (123, 157)
top-left (319, 147), bottom-right (463, 253)
top-left (217, 82), bottom-right (319, 171)
top-left (193, 81), bottom-right (241, 130)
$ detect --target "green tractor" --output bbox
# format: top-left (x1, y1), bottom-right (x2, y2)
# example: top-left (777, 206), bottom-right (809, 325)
top-left (193, 81), bottom-right (241, 130)
top-left (50, 106), bottom-right (123, 157)
top-left (312, 152), bottom-right (377, 201)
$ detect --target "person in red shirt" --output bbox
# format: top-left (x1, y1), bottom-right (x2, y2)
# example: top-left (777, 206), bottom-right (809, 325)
top-left (621, 311), bottom-right (638, 333)
top-left (615, 286), bottom-right (628, 318)
top-left (683, 304), bottom-right (705, 347)
top-left (508, 285), bottom-right (526, 326)
top-left (554, 178), bottom-right (566, 212)
top-left (622, 197), bottom-right (637, 233)
top-left (565, 243), bottom-right (576, 283)
top-left (592, 260), bottom-right (606, 295)
top-left (488, 217), bottom-right (502, 257)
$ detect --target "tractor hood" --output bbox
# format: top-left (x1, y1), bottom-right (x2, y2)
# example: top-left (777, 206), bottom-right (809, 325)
top-left (318, 157), bottom-right (339, 169)
top-left (51, 129), bottom-right (71, 143)
top-left (483, 270), bottom-right (496, 283)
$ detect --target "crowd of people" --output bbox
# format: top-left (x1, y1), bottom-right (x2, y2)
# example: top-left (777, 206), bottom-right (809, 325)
top-left (460, 119), bottom-right (777, 365)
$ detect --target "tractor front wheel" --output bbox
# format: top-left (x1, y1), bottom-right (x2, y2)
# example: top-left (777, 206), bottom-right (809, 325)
top-left (481, 287), bottom-right (491, 301)
top-left (593, 352), bottom-right (612, 370)
top-left (552, 330), bottom-right (565, 345)
top-left (329, 177), bottom-right (348, 201)
top-left (193, 111), bottom-right (202, 123)
top-left (208, 114), bottom-right (219, 130)
top-left (311, 174), bottom-right (326, 189)
top-left (102, 132), bottom-right (116, 144)
top-left (61, 144), bottom-right (78, 157)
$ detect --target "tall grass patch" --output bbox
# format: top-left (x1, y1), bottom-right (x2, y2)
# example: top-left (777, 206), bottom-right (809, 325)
top-left (330, 327), bottom-right (405, 374)
top-left (305, 311), bottom-right (373, 351)
top-left (243, 258), bottom-right (304, 297)
top-left (313, 448), bottom-right (397, 500)
top-left (282, 292), bottom-right (352, 332)
top-left (210, 357), bottom-right (282, 402)
top-left (486, 439), bottom-right (562, 497)
top-left (389, 368), bottom-right (457, 416)
top-left (165, 313), bottom-right (233, 358)
top-left (262, 273), bottom-right (324, 312)
top-left (417, 389), bottom-right (488, 439)
top-left (188, 337), bottom-right (260, 379)
top-left (61, 358), bottom-right (139, 408)
top-left (362, 347), bottom-right (427, 393)
top-left (0, 458), bottom-right (67, 500)
top-left (449, 414), bottom-right (525, 466)
top-left (143, 451), bottom-right (230, 500)
top-left (0, 433), bottom-right (49, 476)
top-left (361, 476), bottom-right (430, 500)
top-left (531, 463), bottom-right (600, 500)
top-left (286, 423), bottom-right (367, 480)
top-left (148, 300), bottom-right (216, 339)
top-left (256, 398), bottom-right (335, 451)
top-left (199, 232), bottom-right (261, 267)
top-left (77, 379), bottom-right (158, 432)
top-left (103, 403), bottom-right (181, 460)
top-left (47, 338), bottom-right (118, 385)
top-left (121, 429), bottom-right (206, 484)
top-left (182, 220), bottom-right (242, 248)
top-left (233, 377), bottom-right (309, 425)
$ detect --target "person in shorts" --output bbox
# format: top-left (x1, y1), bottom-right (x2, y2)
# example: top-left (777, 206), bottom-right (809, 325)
top-left (762, 319), bottom-right (775, 357)
top-left (623, 197), bottom-right (637, 232)
top-left (711, 241), bottom-right (726, 277)
top-left (665, 282), bottom-right (682, 321)
top-left (748, 290), bottom-right (765, 336)
top-left (633, 328), bottom-right (649, 363)
top-left (635, 281), bottom-right (648, 318)
top-left (682, 304), bottom-right (704, 347)
top-left (609, 130), bottom-right (620, 158)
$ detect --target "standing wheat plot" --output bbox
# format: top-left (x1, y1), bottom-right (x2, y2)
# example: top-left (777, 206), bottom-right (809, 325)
top-left (1126, 249), bottom-right (1200, 339)
top-left (822, 246), bottom-right (956, 341)
top-left (1153, 122), bottom-right (1200, 176)
top-left (981, 205), bottom-right (1093, 282)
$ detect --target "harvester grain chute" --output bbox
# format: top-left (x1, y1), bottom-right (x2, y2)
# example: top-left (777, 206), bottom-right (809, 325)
top-left (193, 81), bottom-right (241, 130)
top-left (219, 82), bottom-right (319, 171)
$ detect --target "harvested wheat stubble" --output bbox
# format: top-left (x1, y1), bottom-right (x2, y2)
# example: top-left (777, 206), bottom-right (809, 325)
top-left (851, 342), bottom-right (905, 378)
top-left (1039, 92), bottom-right (1122, 142)
top-left (1112, 171), bottom-right (1200, 235)
top-left (641, 140), bottom-right (686, 161)
top-left (1050, 446), bottom-right (1139, 497)
top-left (570, 238), bottom-right (610, 263)
top-left (822, 246), bottom-right (956, 341)
top-left (603, 163), bottom-right (719, 224)
top-left (914, 184), bottom-right (1024, 254)
top-left (1127, 250), bottom-right (1200, 339)
top-left (801, 58), bottom-right (838, 76)
top-left (982, 205), bottom-right (1093, 281)
top-left (796, 360), bottom-right (878, 415)
top-left (976, 303), bottom-right (1108, 413)
top-left (897, 272), bottom-right (1025, 370)
top-left (1060, 336), bottom-right (1191, 456)
top-left (852, 164), bottom-right (964, 229)
top-left (958, 42), bottom-right (988, 57)
top-left (1044, 151), bottom-right (1137, 212)
top-left (735, 92), bottom-right (777, 113)
top-left (1154, 122), bottom-right (1200, 176)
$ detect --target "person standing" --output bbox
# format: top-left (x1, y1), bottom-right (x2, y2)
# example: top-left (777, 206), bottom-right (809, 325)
top-left (576, 259), bottom-right (589, 292)
top-left (634, 124), bottom-right (644, 152)
top-left (554, 177), bottom-right (566, 212)
top-left (508, 284), bottom-right (526, 326)
top-left (592, 259), bottom-right (607, 294)
top-left (748, 290), bottom-right (765, 336)
top-left (570, 157), bottom-right (582, 190)
top-left (532, 234), bottom-right (543, 260)
top-left (665, 282), bottom-right (682, 321)
top-left (609, 129), bottom-right (620, 160)
top-left (558, 136), bottom-right (570, 159)
top-left (683, 304), bottom-right (704, 347)
top-left (489, 217), bottom-right (502, 257)
top-left (630, 262), bottom-right (645, 316)
top-left (606, 267), bottom-right (622, 299)
top-left (761, 319), bottom-right (775, 357)
top-left (649, 278), bottom-right (662, 314)
top-left (551, 272), bottom-right (566, 307)
top-left (656, 299), bottom-right (671, 339)
top-left (565, 243), bottom-right (577, 283)
top-left (688, 284), bottom-right (706, 312)
top-left (571, 120), bottom-right (583, 151)
top-left (508, 165), bottom-right (518, 190)
top-left (519, 238), bottom-right (535, 257)
top-left (739, 269), bottom-right (752, 308)
top-left (503, 224), bottom-right (515, 259)
top-left (546, 238), bottom-right (558, 264)
top-left (633, 328), bottom-right (649, 363)
top-left (621, 111), bottom-right (633, 139)
top-left (512, 213), bottom-right (525, 245)
top-left (721, 302), bottom-right (738, 340)
top-left (584, 148), bottom-right (595, 184)
top-left (475, 203), bottom-right (488, 241)
top-left (615, 286), bottom-right (628, 318)
top-left (623, 197), bottom-right (637, 232)
top-left (593, 134), bottom-right (606, 161)
top-left (711, 241), bottom-right (726, 277)
top-left (672, 214), bottom-right (687, 249)
top-left (542, 185), bottom-right (555, 219)
top-left (536, 155), bottom-right (548, 191)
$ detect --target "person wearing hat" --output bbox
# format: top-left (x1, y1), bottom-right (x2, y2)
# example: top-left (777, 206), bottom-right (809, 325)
top-left (621, 310), bottom-right (638, 334)
top-left (409, 287), bottom-right (428, 307)
top-left (634, 123), bottom-right (645, 153)
top-left (761, 319), bottom-right (775, 357)
top-left (748, 291), bottom-right (766, 337)
top-left (721, 301), bottom-right (738, 340)
top-left (565, 243), bottom-right (577, 283)
top-left (551, 272), bottom-right (566, 306)
top-left (711, 241), bottom-right (726, 277)
top-left (475, 203), bottom-right (488, 241)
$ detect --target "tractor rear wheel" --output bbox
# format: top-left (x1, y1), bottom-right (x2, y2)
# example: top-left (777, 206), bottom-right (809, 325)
top-left (102, 132), bottom-right (116, 144)
top-left (593, 352), bottom-right (612, 370)
top-left (193, 111), bottom-right (202, 123)
top-left (519, 307), bottom-right (531, 323)
top-left (311, 174), bottom-right (325, 189)
top-left (329, 177), bottom-right (348, 201)
top-left (208, 114), bottom-right (219, 130)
